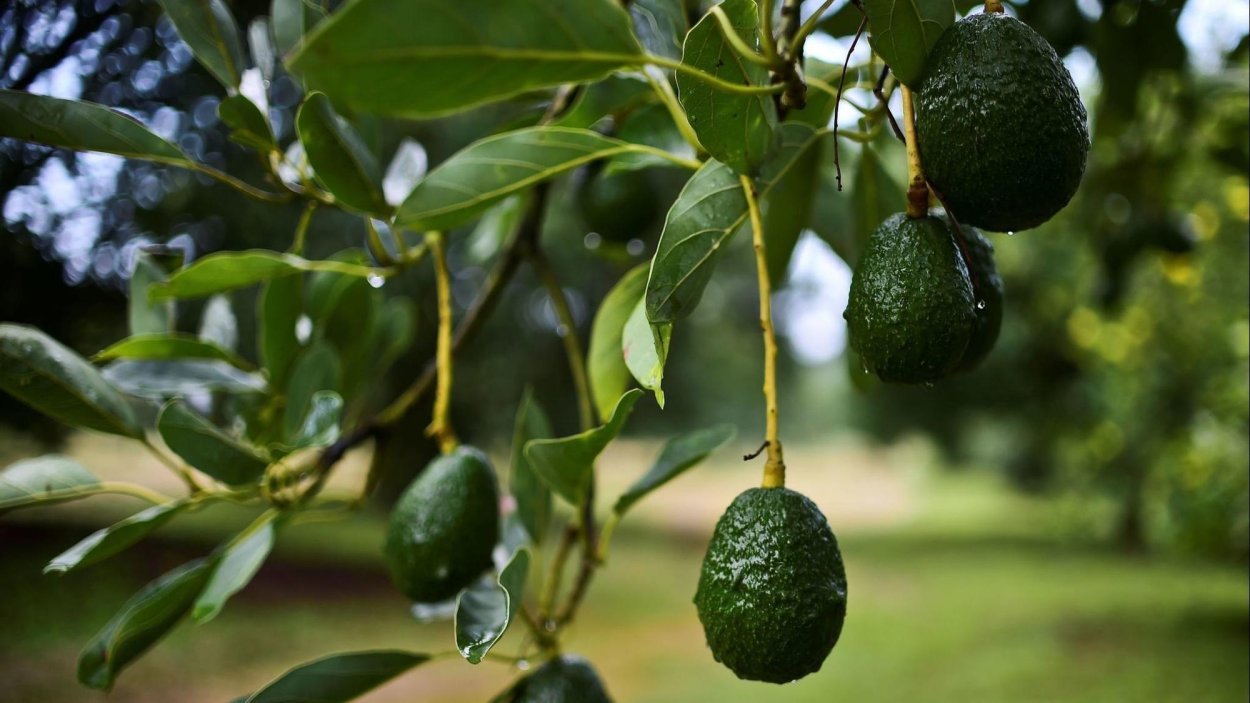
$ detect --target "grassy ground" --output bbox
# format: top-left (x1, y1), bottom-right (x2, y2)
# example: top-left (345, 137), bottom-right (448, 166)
top-left (1, 434), bottom-right (1246, 702)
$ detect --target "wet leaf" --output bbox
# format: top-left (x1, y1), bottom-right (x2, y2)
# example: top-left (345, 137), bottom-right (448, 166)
top-left (297, 92), bottom-right (389, 214)
top-left (524, 389), bottom-right (644, 505)
top-left (0, 456), bottom-right (100, 514)
top-left (157, 400), bottom-right (269, 485)
top-left (46, 500), bottom-right (195, 574)
top-left (455, 548), bottom-right (531, 664)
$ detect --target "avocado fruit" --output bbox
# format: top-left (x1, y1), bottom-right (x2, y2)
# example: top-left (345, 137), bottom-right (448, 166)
top-left (504, 655), bottom-right (612, 703)
top-left (384, 446), bottom-right (499, 603)
top-left (576, 166), bottom-right (659, 243)
top-left (694, 487), bottom-right (847, 683)
top-left (955, 224), bottom-right (1004, 370)
top-left (845, 213), bottom-right (977, 384)
top-left (915, 12), bottom-right (1089, 232)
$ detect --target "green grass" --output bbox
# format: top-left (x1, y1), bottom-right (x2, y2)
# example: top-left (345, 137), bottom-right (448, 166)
top-left (0, 443), bottom-right (1245, 703)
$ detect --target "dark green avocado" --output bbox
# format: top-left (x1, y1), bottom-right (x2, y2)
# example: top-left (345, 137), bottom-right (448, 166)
top-left (694, 487), bottom-right (847, 684)
top-left (577, 166), bottom-right (659, 243)
top-left (916, 12), bottom-right (1090, 232)
top-left (506, 655), bottom-right (612, 703)
top-left (955, 224), bottom-right (1004, 370)
top-left (384, 446), bottom-right (499, 603)
top-left (845, 213), bottom-right (977, 384)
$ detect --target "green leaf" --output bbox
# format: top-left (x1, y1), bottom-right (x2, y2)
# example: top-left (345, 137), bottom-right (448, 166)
top-left (242, 650), bottom-right (428, 703)
top-left (158, 0), bottom-right (247, 88)
top-left (289, 391), bottom-right (343, 449)
top-left (129, 251), bottom-right (173, 336)
top-left (646, 126), bottom-right (824, 324)
top-left (763, 126), bottom-right (824, 282)
top-left (283, 341), bottom-right (341, 439)
top-left (219, 94), bottom-right (276, 152)
top-left (623, 299), bottom-right (670, 408)
top-left (510, 389), bottom-right (553, 544)
top-left (78, 559), bottom-right (213, 691)
top-left (0, 90), bottom-right (191, 165)
top-left (257, 275), bottom-right (304, 391)
top-left (272, 0), bottom-right (329, 57)
top-left (455, 547), bottom-right (530, 664)
top-left (297, 92), bottom-right (389, 214)
top-left (630, 0), bottom-right (689, 60)
top-left (863, 0), bottom-right (956, 87)
top-left (103, 360), bottom-right (268, 398)
top-left (808, 143), bottom-right (856, 264)
top-left (613, 424), bottom-right (736, 515)
top-left (0, 456), bottom-right (100, 514)
top-left (46, 499), bottom-right (194, 574)
top-left (194, 514), bottom-right (278, 623)
top-left (369, 298), bottom-right (417, 374)
top-left (605, 102), bottom-right (696, 175)
top-left (397, 127), bottom-right (645, 232)
top-left (550, 75), bottom-right (654, 130)
top-left (307, 264), bottom-right (377, 400)
top-left (95, 334), bottom-right (253, 370)
top-left (158, 400), bottom-right (269, 486)
top-left (524, 389), bottom-right (644, 505)
top-left (851, 143), bottom-right (904, 265)
top-left (153, 250), bottom-right (381, 300)
top-left (288, 0), bottom-right (642, 118)
top-left (588, 265), bottom-right (649, 422)
top-left (0, 324), bottom-right (142, 438)
top-left (676, 0), bottom-right (776, 175)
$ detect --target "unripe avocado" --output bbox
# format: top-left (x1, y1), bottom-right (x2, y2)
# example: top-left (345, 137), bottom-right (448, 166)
top-left (845, 213), bottom-right (977, 384)
top-left (694, 487), bottom-right (847, 683)
top-left (956, 225), bottom-right (1004, 370)
top-left (384, 446), bottom-right (499, 603)
top-left (576, 166), bottom-right (659, 243)
top-left (506, 655), bottom-right (612, 703)
top-left (915, 12), bottom-right (1089, 232)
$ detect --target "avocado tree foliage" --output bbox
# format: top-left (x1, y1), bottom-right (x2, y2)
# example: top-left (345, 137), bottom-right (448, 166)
top-left (0, 0), bottom-right (1087, 697)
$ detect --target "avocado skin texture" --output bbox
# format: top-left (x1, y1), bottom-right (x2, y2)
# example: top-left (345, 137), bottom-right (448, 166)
top-left (956, 225), bottom-right (1004, 370)
top-left (694, 487), bottom-right (847, 684)
top-left (916, 13), bottom-right (1089, 232)
top-left (846, 213), bottom-right (976, 384)
top-left (384, 446), bottom-right (499, 603)
top-left (508, 655), bottom-right (612, 703)
top-left (577, 167), bottom-right (659, 242)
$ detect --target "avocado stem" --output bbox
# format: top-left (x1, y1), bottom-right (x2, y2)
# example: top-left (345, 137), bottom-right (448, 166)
top-left (984, 0), bottom-right (1005, 14)
top-left (425, 231), bottom-right (460, 454)
top-left (741, 175), bottom-right (787, 489)
top-left (901, 85), bottom-right (929, 219)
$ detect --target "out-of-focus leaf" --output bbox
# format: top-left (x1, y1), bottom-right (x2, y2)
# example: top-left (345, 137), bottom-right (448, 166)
top-left (0, 324), bottom-right (142, 438)
top-left (588, 265), bottom-right (649, 421)
top-left (623, 299), bottom-right (670, 408)
top-left (219, 94), bottom-right (276, 152)
top-left (605, 102), bottom-right (696, 175)
top-left (194, 514), bottom-right (278, 623)
top-left (158, 0), bottom-right (247, 88)
top-left (297, 92), bottom-right (389, 214)
top-left (103, 360), bottom-right (268, 398)
top-left (157, 400), bottom-right (269, 485)
top-left (763, 125), bottom-right (824, 282)
top-left (257, 275), bottom-right (304, 391)
top-left (283, 341), bottom-right (341, 439)
top-left (630, 0), bottom-right (688, 60)
top-left (524, 389), bottom-right (644, 505)
top-left (78, 559), bottom-right (213, 691)
top-left (613, 425), bottom-right (737, 515)
top-left (45, 500), bottom-right (194, 574)
top-left (863, 0), bottom-right (955, 87)
top-left (510, 389), bottom-right (553, 543)
top-left (676, 0), bottom-right (776, 174)
top-left (95, 334), bottom-right (252, 370)
top-left (129, 251), bottom-right (173, 336)
top-left (455, 548), bottom-right (530, 664)
top-left (272, 0), bottom-right (329, 57)
top-left (288, 391), bottom-right (343, 449)
top-left (153, 250), bottom-right (380, 300)
top-left (551, 75), bottom-right (654, 129)
top-left (288, 0), bottom-right (642, 118)
top-left (0, 456), bottom-right (99, 514)
top-left (240, 650), bottom-right (429, 703)
top-left (851, 143), bottom-right (904, 260)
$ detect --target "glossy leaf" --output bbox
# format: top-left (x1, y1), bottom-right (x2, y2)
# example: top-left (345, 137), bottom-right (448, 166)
top-left (623, 299), bottom-right (670, 408)
top-left (153, 250), bottom-right (379, 300)
top-left (763, 125), bottom-right (824, 282)
top-left (588, 265), bottom-right (649, 422)
top-left (159, 0), bottom-right (247, 88)
top-left (158, 400), bottom-right (269, 485)
top-left (0, 324), bottom-right (142, 438)
top-left (864, 0), bottom-right (956, 87)
top-left (297, 92), bottom-right (389, 214)
top-left (129, 251), bottom-right (173, 336)
top-left (283, 341), bottom-right (341, 439)
top-left (397, 127), bottom-right (644, 232)
top-left (288, 0), bottom-right (642, 118)
top-left (0, 456), bottom-right (99, 514)
top-left (524, 389), bottom-right (644, 505)
top-left (78, 559), bottom-right (213, 691)
top-left (241, 650), bottom-right (428, 703)
top-left (289, 390), bottom-right (343, 449)
top-left (455, 548), bottom-right (531, 664)
top-left (613, 424), bottom-right (736, 515)
top-left (219, 94), bottom-right (276, 152)
top-left (0, 90), bottom-right (191, 165)
top-left (677, 0), bottom-right (776, 174)
top-left (630, 0), bottom-right (688, 60)
top-left (510, 389), bottom-right (553, 543)
top-left (605, 102), bottom-right (696, 175)
top-left (194, 515), bottom-right (278, 623)
top-left (257, 275), bottom-right (304, 391)
top-left (103, 360), bottom-right (267, 398)
top-left (272, 0), bottom-right (328, 56)
top-left (95, 334), bottom-right (253, 370)
top-left (551, 75), bottom-right (653, 130)
top-left (46, 500), bottom-right (193, 574)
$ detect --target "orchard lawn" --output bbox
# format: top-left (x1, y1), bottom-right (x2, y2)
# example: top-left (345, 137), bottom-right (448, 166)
top-left (1, 434), bottom-right (1245, 703)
